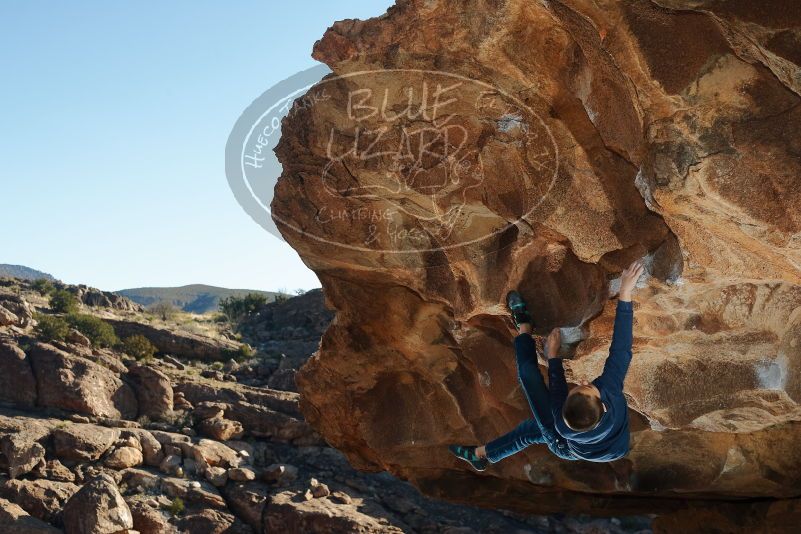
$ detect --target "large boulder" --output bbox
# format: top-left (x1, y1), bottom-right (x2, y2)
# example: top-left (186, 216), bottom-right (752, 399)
top-left (220, 481), bottom-right (270, 531)
top-left (0, 479), bottom-right (79, 523)
top-left (27, 343), bottom-right (137, 420)
top-left (127, 364), bottom-right (173, 420)
top-left (190, 439), bottom-right (240, 469)
top-left (69, 285), bottom-right (142, 312)
top-left (272, 0), bottom-right (801, 519)
top-left (0, 306), bottom-right (17, 327)
top-left (0, 418), bottom-right (49, 478)
top-left (62, 474), bottom-right (133, 534)
top-left (53, 424), bottom-right (120, 462)
top-left (128, 500), bottom-right (176, 534)
top-left (105, 319), bottom-right (242, 362)
top-left (0, 341), bottom-right (37, 407)
top-left (225, 401), bottom-right (315, 442)
top-left (0, 498), bottom-right (62, 534)
top-left (265, 490), bottom-right (403, 533)
top-left (176, 509), bottom-right (251, 534)
top-left (0, 295), bottom-right (34, 328)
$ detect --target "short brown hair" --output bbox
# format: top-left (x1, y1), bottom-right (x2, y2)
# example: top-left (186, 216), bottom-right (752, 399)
top-left (562, 392), bottom-right (603, 431)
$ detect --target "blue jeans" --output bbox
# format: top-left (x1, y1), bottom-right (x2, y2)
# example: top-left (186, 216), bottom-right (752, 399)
top-left (485, 334), bottom-right (576, 462)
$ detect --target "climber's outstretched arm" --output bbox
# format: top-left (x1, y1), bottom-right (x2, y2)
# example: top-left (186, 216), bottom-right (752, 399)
top-left (596, 260), bottom-right (644, 392)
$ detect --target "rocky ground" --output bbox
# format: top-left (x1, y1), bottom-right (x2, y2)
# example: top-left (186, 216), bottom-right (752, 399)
top-left (0, 278), bottom-right (651, 533)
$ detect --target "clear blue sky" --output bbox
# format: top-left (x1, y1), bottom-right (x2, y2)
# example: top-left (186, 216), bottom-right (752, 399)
top-left (0, 1), bottom-right (393, 292)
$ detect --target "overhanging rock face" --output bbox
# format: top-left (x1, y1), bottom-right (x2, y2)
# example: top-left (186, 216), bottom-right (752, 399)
top-left (272, 0), bottom-right (801, 519)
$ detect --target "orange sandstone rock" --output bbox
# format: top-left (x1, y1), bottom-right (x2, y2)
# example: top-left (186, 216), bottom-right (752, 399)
top-left (273, 0), bottom-right (801, 519)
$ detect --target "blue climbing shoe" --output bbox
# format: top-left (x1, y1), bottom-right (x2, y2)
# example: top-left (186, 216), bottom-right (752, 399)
top-left (506, 291), bottom-right (533, 328)
top-left (448, 445), bottom-right (488, 472)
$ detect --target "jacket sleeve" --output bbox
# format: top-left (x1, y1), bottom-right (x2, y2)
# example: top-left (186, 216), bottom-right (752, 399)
top-left (548, 358), bottom-right (569, 423)
top-left (596, 300), bottom-right (634, 392)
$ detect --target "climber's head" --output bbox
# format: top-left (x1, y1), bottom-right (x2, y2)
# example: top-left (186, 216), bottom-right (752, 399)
top-left (562, 382), bottom-right (605, 432)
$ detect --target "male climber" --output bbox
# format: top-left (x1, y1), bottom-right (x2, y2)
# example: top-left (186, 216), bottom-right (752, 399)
top-left (448, 260), bottom-right (645, 469)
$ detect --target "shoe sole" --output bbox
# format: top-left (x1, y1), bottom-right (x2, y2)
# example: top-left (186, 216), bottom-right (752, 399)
top-left (449, 450), bottom-right (488, 472)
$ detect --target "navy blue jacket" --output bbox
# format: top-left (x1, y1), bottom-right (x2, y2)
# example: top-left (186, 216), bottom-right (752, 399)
top-left (547, 300), bottom-right (633, 461)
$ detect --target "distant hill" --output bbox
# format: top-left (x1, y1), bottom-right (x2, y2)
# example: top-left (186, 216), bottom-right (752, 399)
top-left (0, 264), bottom-right (56, 281)
top-left (117, 284), bottom-right (280, 314)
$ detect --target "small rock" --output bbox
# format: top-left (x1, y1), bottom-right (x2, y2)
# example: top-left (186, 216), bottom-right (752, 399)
top-left (66, 329), bottom-right (91, 347)
top-left (197, 417), bottom-right (244, 441)
top-left (204, 467), bottom-right (228, 488)
top-left (104, 446), bottom-right (144, 469)
top-left (173, 392), bottom-right (193, 411)
top-left (201, 370), bottom-right (224, 381)
top-left (227, 468), bottom-right (256, 482)
top-left (309, 478), bottom-right (330, 498)
top-left (67, 414), bottom-right (91, 424)
top-left (330, 491), bottom-right (353, 505)
top-left (162, 355), bottom-right (185, 370)
top-left (117, 435), bottom-right (142, 451)
top-left (159, 455), bottom-right (182, 475)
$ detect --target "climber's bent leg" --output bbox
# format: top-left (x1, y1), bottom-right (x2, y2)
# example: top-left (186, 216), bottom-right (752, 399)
top-left (484, 418), bottom-right (544, 463)
top-left (515, 333), bottom-right (575, 460)
top-left (515, 333), bottom-right (556, 435)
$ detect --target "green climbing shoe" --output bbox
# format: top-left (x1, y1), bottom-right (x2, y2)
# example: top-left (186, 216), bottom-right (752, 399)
top-left (506, 290), bottom-right (533, 328)
top-left (448, 445), bottom-right (489, 472)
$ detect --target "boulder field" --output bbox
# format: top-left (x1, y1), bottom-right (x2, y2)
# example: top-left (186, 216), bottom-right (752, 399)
top-left (4, 281), bottom-right (629, 533)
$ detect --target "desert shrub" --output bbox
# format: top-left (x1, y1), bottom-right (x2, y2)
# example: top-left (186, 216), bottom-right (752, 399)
top-left (67, 314), bottom-right (118, 348)
top-left (210, 361), bottom-right (224, 370)
top-left (120, 334), bottom-right (156, 361)
top-left (31, 278), bottom-right (55, 296)
top-left (137, 415), bottom-right (152, 427)
top-left (218, 293), bottom-right (267, 324)
top-left (164, 497), bottom-right (185, 517)
top-left (148, 301), bottom-right (178, 321)
top-left (33, 313), bottom-right (69, 342)
top-left (50, 289), bottom-right (79, 314)
top-left (224, 343), bottom-right (254, 362)
top-left (274, 293), bottom-right (289, 304)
